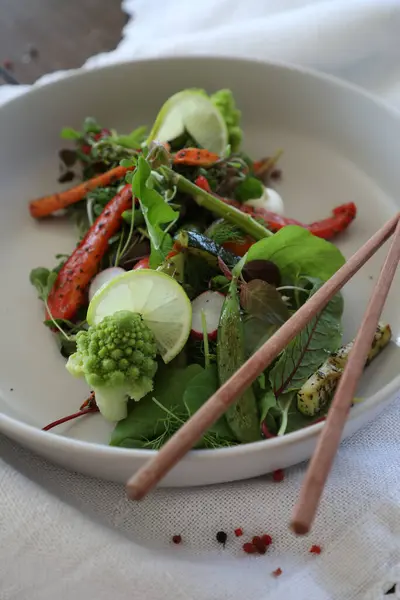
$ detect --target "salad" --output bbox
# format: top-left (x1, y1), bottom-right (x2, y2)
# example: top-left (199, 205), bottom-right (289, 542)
top-left (29, 88), bottom-right (391, 448)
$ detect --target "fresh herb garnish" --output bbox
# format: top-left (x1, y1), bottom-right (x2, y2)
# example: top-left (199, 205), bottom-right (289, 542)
top-left (29, 267), bottom-right (57, 302)
top-left (132, 156), bottom-right (179, 268)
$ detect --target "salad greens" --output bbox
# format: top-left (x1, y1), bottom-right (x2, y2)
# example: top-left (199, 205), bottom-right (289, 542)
top-left (28, 85), bottom-right (388, 450)
top-left (246, 226), bottom-right (346, 282)
top-left (132, 156), bottom-right (179, 268)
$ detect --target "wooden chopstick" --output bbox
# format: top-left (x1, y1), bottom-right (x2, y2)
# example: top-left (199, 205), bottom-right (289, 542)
top-left (291, 214), bottom-right (400, 535)
top-left (126, 212), bottom-right (400, 500)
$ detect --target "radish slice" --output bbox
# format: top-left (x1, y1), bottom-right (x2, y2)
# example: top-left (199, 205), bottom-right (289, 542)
top-left (244, 187), bottom-right (284, 215)
top-left (191, 291), bottom-right (225, 340)
top-left (89, 267), bottom-right (126, 302)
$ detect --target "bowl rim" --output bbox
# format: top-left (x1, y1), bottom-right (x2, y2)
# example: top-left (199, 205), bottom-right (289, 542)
top-left (1, 54), bottom-right (400, 462)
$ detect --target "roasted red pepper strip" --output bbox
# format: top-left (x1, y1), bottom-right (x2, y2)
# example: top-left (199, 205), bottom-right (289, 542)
top-left (194, 174), bottom-right (212, 192)
top-left (174, 148), bottom-right (220, 167)
top-left (222, 236), bottom-right (255, 257)
top-left (46, 183), bottom-right (133, 321)
top-left (194, 178), bottom-right (357, 240)
top-left (224, 197), bottom-right (357, 240)
top-left (306, 202), bottom-right (357, 238)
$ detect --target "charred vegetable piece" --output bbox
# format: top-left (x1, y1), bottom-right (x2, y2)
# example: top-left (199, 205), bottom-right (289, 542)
top-left (46, 183), bottom-right (133, 321)
top-left (29, 165), bottom-right (130, 218)
top-left (176, 230), bottom-right (239, 270)
top-left (297, 323), bottom-right (391, 416)
top-left (217, 277), bottom-right (261, 442)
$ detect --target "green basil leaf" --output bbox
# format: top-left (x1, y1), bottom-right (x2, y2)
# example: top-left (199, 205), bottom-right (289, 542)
top-left (246, 226), bottom-right (345, 282)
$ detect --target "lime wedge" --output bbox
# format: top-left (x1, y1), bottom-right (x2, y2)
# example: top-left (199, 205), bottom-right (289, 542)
top-left (147, 89), bottom-right (228, 155)
top-left (87, 270), bottom-right (192, 363)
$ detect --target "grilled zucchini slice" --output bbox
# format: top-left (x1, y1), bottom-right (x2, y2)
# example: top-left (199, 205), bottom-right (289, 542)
top-left (297, 323), bottom-right (391, 417)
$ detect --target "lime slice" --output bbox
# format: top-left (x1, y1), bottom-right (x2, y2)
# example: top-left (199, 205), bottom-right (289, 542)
top-left (87, 270), bottom-right (192, 363)
top-left (147, 89), bottom-right (228, 155)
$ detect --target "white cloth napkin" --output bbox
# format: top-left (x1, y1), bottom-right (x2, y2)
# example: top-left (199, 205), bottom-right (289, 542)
top-left (2, 2), bottom-right (400, 599)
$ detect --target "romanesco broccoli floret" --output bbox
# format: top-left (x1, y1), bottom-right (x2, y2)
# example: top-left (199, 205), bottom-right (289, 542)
top-left (66, 310), bottom-right (158, 422)
top-left (210, 89), bottom-right (242, 152)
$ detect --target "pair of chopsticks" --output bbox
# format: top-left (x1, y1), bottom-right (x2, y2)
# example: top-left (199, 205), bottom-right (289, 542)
top-left (127, 212), bottom-right (400, 534)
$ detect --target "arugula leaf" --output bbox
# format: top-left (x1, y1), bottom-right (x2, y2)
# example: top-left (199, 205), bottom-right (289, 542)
top-left (183, 364), bottom-right (236, 446)
top-left (29, 267), bottom-right (57, 302)
top-left (270, 279), bottom-right (343, 399)
top-left (113, 126), bottom-right (147, 150)
top-left (110, 363), bottom-right (202, 448)
top-left (132, 156), bottom-right (179, 268)
top-left (234, 176), bottom-right (264, 203)
top-left (246, 225), bottom-right (345, 282)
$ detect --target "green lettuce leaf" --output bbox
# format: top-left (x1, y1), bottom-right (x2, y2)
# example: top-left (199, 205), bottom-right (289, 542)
top-left (270, 278), bottom-right (343, 399)
top-left (246, 226), bottom-right (345, 282)
top-left (131, 156), bottom-right (179, 268)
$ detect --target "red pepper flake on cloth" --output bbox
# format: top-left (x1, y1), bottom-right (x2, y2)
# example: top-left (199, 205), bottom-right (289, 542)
top-left (261, 534), bottom-right (272, 546)
top-left (242, 542), bottom-right (257, 554)
top-left (272, 568), bottom-right (283, 577)
top-left (272, 469), bottom-right (285, 482)
top-left (252, 536), bottom-right (267, 554)
top-left (309, 544), bottom-right (322, 555)
top-left (242, 533), bottom-right (273, 556)
top-left (172, 535), bottom-right (182, 545)
top-left (234, 528), bottom-right (243, 537)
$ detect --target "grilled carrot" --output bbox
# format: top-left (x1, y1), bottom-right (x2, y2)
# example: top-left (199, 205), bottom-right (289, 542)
top-left (46, 183), bottom-right (133, 321)
top-left (173, 148), bottom-right (220, 167)
top-left (29, 165), bottom-right (130, 219)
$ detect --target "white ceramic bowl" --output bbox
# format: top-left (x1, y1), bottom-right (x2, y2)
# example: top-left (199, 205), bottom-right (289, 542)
top-left (0, 57), bottom-right (399, 487)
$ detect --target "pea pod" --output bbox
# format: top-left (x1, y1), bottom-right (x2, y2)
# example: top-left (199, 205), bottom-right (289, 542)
top-left (217, 277), bottom-right (261, 442)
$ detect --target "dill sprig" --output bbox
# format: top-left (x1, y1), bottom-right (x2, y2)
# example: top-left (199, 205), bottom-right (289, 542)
top-left (205, 219), bottom-right (246, 245)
